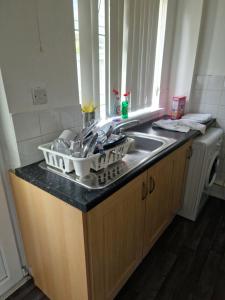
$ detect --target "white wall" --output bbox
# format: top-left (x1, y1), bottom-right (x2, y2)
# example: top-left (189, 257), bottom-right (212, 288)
top-left (190, 0), bottom-right (225, 125)
top-left (167, 0), bottom-right (204, 111)
top-left (159, 0), bottom-right (177, 112)
top-left (0, 0), bottom-right (83, 271)
top-left (196, 0), bottom-right (225, 76)
top-left (189, 0), bottom-right (225, 194)
top-left (0, 0), bottom-right (79, 114)
top-left (0, 0), bottom-right (82, 167)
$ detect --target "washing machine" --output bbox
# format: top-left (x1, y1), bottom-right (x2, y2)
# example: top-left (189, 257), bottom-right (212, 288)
top-left (178, 127), bottom-right (223, 221)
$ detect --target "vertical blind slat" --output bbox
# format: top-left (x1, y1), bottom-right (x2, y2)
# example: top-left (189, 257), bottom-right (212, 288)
top-left (78, 0), bottom-right (100, 111)
top-left (123, 0), bottom-right (160, 112)
top-left (105, 0), bottom-right (110, 116)
top-left (108, 0), bottom-right (124, 114)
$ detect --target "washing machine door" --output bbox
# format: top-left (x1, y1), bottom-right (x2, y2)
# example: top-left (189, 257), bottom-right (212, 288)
top-left (205, 151), bottom-right (220, 189)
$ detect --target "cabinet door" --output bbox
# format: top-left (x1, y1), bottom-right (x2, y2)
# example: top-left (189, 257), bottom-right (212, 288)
top-left (170, 141), bottom-right (192, 215)
top-left (143, 155), bottom-right (173, 256)
top-left (10, 174), bottom-right (89, 300)
top-left (86, 172), bottom-right (147, 300)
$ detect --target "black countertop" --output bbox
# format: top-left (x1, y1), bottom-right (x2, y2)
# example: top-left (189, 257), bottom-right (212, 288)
top-left (15, 117), bottom-right (216, 212)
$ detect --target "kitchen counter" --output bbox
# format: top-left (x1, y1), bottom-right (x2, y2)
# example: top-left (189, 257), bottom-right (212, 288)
top-left (14, 116), bottom-right (216, 212)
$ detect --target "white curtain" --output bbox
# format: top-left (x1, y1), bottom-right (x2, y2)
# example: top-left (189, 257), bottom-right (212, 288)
top-left (78, 0), bottom-right (100, 111)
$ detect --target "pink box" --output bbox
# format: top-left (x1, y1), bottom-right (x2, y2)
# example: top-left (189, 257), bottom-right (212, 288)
top-left (171, 96), bottom-right (186, 119)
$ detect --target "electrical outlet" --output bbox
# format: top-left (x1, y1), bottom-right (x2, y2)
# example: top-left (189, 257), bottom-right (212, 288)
top-left (32, 87), bottom-right (48, 105)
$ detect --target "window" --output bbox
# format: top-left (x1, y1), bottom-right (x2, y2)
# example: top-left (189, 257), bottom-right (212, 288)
top-left (98, 0), bottom-right (106, 119)
top-left (73, 0), bottom-right (81, 103)
top-left (72, 0), bottom-right (168, 119)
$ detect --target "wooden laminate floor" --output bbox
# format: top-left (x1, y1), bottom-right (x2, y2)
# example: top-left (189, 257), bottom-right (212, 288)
top-left (7, 197), bottom-right (225, 300)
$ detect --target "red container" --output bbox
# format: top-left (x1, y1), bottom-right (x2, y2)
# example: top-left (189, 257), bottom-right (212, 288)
top-left (171, 96), bottom-right (186, 119)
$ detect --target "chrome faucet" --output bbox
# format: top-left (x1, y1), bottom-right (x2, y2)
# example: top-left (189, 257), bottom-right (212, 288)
top-left (113, 120), bottom-right (140, 134)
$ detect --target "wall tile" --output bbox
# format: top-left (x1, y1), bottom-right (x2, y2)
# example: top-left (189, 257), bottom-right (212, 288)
top-left (41, 131), bottom-right (62, 144)
top-left (191, 89), bottom-right (205, 103)
top-left (12, 111), bottom-right (41, 141)
top-left (190, 103), bottom-right (218, 117)
top-left (207, 75), bottom-right (225, 90)
top-left (39, 110), bottom-right (62, 135)
top-left (60, 105), bottom-right (82, 129)
top-left (193, 75), bottom-right (208, 90)
top-left (11, 106), bottom-right (83, 167)
top-left (74, 119), bottom-right (82, 132)
top-left (220, 90), bottom-right (225, 106)
top-left (217, 106), bottom-right (225, 120)
top-left (202, 90), bottom-right (222, 105)
top-left (17, 137), bottom-right (43, 166)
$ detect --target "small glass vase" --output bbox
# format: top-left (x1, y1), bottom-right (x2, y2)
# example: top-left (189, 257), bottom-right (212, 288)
top-left (82, 112), bottom-right (95, 128)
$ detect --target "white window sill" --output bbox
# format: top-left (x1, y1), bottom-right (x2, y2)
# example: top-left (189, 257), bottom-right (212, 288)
top-left (126, 107), bottom-right (165, 123)
top-left (103, 107), bottom-right (165, 125)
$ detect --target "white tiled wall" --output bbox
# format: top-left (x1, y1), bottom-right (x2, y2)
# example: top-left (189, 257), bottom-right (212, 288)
top-left (190, 75), bottom-right (225, 117)
top-left (12, 104), bottom-right (82, 166)
top-left (190, 74), bottom-right (225, 189)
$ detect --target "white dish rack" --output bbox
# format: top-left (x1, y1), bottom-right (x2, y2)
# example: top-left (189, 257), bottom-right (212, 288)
top-left (38, 137), bottom-right (134, 177)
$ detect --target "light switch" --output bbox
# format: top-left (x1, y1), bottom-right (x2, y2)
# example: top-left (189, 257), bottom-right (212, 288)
top-left (32, 87), bottom-right (48, 105)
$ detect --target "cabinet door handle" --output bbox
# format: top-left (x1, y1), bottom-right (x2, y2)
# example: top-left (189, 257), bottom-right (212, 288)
top-left (187, 146), bottom-right (193, 159)
top-left (142, 181), bottom-right (146, 200)
top-left (149, 176), bottom-right (155, 194)
top-left (151, 178), bottom-right (155, 193)
top-left (149, 176), bottom-right (152, 194)
top-left (145, 181), bottom-right (148, 199)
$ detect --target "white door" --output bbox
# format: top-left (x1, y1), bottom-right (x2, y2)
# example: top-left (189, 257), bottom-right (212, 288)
top-left (0, 172), bottom-right (23, 296)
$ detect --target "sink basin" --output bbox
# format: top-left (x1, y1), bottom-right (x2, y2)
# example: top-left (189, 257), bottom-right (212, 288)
top-left (126, 131), bottom-right (176, 154)
top-left (40, 132), bottom-right (176, 189)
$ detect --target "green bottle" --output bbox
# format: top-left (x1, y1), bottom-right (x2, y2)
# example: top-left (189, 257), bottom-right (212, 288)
top-left (121, 100), bottom-right (128, 119)
top-left (121, 92), bottom-right (130, 119)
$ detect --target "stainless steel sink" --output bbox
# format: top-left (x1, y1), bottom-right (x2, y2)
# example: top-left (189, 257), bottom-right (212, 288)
top-left (40, 132), bottom-right (176, 189)
top-left (126, 132), bottom-right (176, 153)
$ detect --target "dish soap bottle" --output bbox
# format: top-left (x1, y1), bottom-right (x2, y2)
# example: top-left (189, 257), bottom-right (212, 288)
top-left (121, 92), bottom-right (130, 119)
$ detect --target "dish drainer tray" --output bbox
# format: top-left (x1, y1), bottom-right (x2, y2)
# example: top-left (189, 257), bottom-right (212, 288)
top-left (38, 137), bottom-right (134, 177)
